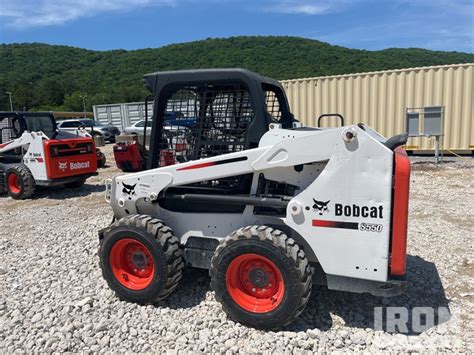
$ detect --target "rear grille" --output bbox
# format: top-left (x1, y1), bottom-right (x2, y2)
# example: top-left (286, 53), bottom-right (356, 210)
top-left (50, 142), bottom-right (93, 157)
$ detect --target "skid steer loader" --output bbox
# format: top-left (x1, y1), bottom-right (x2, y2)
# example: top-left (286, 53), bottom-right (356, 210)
top-left (0, 112), bottom-right (98, 199)
top-left (98, 69), bottom-right (410, 329)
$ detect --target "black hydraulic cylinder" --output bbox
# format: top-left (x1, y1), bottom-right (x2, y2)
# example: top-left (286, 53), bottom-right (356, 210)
top-left (161, 193), bottom-right (290, 208)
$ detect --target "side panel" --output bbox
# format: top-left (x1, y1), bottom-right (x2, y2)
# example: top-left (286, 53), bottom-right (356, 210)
top-left (284, 129), bottom-right (394, 282)
top-left (23, 136), bottom-right (49, 180)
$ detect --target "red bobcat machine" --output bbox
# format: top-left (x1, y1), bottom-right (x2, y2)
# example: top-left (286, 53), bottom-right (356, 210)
top-left (113, 97), bottom-right (192, 172)
top-left (0, 112), bottom-right (99, 199)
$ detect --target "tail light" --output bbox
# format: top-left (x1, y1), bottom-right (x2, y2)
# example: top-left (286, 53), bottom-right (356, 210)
top-left (50, 146), bottom-right (59, 157)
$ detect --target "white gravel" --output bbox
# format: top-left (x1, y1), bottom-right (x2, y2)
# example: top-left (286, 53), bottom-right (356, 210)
top-left (0, 146), bottom-right (473, 353)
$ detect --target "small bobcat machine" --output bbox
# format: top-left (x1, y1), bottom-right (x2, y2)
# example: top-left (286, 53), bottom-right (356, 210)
top-left (99, 69), bottom-right (410, 329)
top-left (0, 112), bottom-right (98, 199)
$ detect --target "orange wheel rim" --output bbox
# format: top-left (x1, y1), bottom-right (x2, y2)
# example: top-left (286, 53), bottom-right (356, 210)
top-left (7, 173), bottom-right (21, 194)
top-left (109, 238), bottom-right (155, 290)
top-left (226, 253), bottom-right (285, 313)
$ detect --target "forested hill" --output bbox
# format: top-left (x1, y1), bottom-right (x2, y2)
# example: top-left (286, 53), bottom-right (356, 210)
top-left (1, 36), bottom-right (473, 111)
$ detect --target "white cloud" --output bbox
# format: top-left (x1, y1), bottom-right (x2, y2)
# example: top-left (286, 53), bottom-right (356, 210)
top-left (263, 0), bottom-right (354, 15)
top-left (0, 0), bottom-right (176, 28)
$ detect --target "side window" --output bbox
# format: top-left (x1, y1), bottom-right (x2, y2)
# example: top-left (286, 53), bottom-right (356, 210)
top-left (24, 116), bottom-right (56, 137)
top-left (0, 116), bottom-right (22, 143)
top-left (135, 121), bottom-right (145, 127)
top-left (263, 85), bottom-right (283, 122)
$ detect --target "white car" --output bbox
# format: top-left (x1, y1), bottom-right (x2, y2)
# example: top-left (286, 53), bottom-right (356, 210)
top-left (57, 119), bottom-right (120, 142)
top-left (123, 120), bottom-right (151, 135)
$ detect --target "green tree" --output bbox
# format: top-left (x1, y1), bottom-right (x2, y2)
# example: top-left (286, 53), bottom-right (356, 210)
top-left (0, 38), bottom-right (472, 111)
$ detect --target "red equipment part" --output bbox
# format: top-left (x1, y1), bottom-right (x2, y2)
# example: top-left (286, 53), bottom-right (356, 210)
top-left (7, 173), bottom-right (21, 195)
top-left (43, 138), bottom-right (97, 179)
top-left (225, 253), bottom-right (285, 313)
top-left (109, 238), bottom-right (155, 290)
top-left (113, 142), bottom-right (143, 172)
top-left (159, 150), bottom-right (175, 167)
top-left (390, 148), bottom-right (411, 276)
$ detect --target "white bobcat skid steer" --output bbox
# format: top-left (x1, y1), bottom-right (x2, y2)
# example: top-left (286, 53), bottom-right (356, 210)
top-left (98, 69), bottom-right (410, 329)
top-left (0, 112), bottom-right (98, 199)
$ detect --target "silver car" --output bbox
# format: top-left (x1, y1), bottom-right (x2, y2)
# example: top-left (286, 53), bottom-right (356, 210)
top-left (123, 120), bottom-right (152, 135)
top-left (57, 119), bottom-right (120, 142)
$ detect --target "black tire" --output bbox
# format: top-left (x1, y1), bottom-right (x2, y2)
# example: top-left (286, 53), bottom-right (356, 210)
top-left (5, 164), bottom-right (36, 199)
top-left (99, 214), bottom-right (184, 304)
top-left (96, 150), bottom-right (106, 168)
top-left (0, 172), bottom-right (6, 195)
top-left (98, 156), bottom-right (106, 168)
top-left (210, 225), bottom-right (312, 329)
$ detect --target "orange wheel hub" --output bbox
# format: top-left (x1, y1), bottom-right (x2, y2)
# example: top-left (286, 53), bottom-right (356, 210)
top-left (109, 238), bottom-right (155, 290)
top-left (7, 173), bottom-right (21, 194)
top-left (226, 254), bottom-right (285, 313)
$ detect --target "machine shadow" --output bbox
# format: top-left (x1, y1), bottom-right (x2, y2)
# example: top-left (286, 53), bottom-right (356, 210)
top-left (288, 255), bottom-right (450, 334)
top-left (35, 183), bottom-right (105, 199)
top-left (157, 267), bottom-right (210, 310)
top-left (149, 255), bottom-right (449, 335)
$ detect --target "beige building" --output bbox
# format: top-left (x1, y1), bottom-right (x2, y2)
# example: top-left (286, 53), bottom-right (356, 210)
top-left (281, 63), bottom-right (473, 152)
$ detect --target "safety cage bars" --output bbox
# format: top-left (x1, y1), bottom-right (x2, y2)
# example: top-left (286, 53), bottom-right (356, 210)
top-left (153, 84), bottom-right (255, 168)
top-left (0, 115), bottom-right (23, 145)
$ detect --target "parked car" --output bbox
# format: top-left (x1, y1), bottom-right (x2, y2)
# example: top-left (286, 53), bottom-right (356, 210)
top-left (57, 119), bottom-right (120, 142)
top-left (123, 120), bottom-right (151, 135)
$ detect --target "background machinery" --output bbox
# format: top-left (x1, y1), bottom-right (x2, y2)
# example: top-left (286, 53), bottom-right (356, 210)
top-left (0, 112), bottom-right (99, 199)
top-left (99, 69), bottom-right (410, 329)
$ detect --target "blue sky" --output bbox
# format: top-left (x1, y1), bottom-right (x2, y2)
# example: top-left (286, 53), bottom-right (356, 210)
top-left (0, 0), bottom-right (473, 52)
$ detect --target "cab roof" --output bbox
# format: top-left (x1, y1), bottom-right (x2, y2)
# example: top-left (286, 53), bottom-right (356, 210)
top-left (143, 68), bottom-right (283, 95)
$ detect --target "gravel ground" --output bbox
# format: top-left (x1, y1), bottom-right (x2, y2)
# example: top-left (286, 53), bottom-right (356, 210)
top-left (0, 145), bottom-right (473, 353)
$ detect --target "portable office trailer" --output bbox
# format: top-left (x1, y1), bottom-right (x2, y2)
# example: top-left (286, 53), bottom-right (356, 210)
top-left (93, 102), bottom-right (153, 132)
top-left (281, 63), bottom-right (474, 153)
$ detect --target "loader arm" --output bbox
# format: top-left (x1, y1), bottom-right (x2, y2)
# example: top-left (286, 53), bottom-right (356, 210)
top-left (0, 131), bottom-right (47, 153)
top-left (109, 126), bottom-right (341, 214)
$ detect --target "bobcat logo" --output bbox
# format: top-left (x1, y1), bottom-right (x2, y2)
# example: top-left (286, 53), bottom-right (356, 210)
top-left (58, 162), bottom-right (68, 172)
top-left (313, 199), bottom-right (330, 215)
top-left (122, 182), bottom-right (136, 199)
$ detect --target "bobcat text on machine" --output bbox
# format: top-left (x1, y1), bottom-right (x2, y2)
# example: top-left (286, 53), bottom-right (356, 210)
top-left (99, 69), bottom-right (411, 329)
top-left (0, 112), bottom-right (98, 199)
